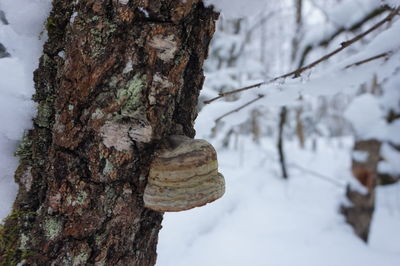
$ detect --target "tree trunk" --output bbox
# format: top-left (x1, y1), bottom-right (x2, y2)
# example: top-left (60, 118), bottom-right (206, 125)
top-left (295, 107), bottom-right (305, 149)
top-left (0, 9), bottom-right (10, 59)
top-left (277, 106), bottom-right (288, 179)
top-left (341, 139), bottom-right (380, 242)
top-left (291, 0), bottom-right (302, 63)
top-left (0, 0), bottom-right (218, 265)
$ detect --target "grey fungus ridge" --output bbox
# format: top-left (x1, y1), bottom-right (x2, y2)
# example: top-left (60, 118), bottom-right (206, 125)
top-left (144, 135), bottom-right (225, 212)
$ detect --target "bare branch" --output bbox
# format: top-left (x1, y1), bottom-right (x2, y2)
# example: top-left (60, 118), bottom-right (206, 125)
top-left (204, 8), bottom-right (400, 105)
top-left (344, 52), bottom-right (390, 69)
top-left (215, 94), bottom-right (264, 123)
top-left (204, 82), bottom-right (264, 104)
top-left (289, 162), bottom-right (346, 188)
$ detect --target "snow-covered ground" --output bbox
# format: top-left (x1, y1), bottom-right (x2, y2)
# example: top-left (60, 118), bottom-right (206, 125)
top-left (157, 137), bottom-right (400, 266)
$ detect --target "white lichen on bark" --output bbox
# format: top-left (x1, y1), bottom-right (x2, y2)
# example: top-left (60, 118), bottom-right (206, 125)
top-left (100, 121), bottom-right (132, 152)
top-left (148, 35), bottom-right (178, 62)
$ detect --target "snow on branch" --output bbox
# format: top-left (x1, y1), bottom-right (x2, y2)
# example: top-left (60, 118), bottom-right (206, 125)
top-left (196, 8), bottom-right (400, 139)
top-left (204, 8), bottom-right (400, 105)
top-left (297, 4), bottom-right (388, 68)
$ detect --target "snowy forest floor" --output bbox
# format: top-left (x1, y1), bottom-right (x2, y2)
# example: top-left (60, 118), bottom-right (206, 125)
top-left (156, 136), bottom-right (400, 266)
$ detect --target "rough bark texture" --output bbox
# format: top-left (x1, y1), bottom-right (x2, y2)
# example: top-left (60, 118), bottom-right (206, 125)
top-left (0, 0), bottom-right (218, 265)
top-left (341, 139), bottom-right (381, 242)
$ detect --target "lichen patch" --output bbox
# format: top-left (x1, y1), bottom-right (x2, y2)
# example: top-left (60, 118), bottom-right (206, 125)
top-left (100, 121), bottom-right (132, 152)
top-left (148, 73), bottom-right (173, 105)
top-left (21, 167), bottom-right (33, 192)
top-left (91, 108), bottom-right (105, 120)
top-left (117, 74), bottom-right (146, 118)
top-left (43, 218), bottom-right (62, 240)
top-left (153, 73), bottom-right (173, 89)
top-left (102, 159), bottom-right (114, 176)
top-left (123, 60), bottom-right (133, 74)
top-left (129, 123), bottom-right (153, 143)
top-left (148, 35), bottom-right (177, 62)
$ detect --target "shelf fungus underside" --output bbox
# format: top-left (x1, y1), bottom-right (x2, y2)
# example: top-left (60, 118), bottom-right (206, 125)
top-left (144, 136), bottom-right (225, 212)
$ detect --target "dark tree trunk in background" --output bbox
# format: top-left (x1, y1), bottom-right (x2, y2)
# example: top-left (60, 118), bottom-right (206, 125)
top-left (277, 106), bottom-right (288, 179)
top-left (0, 0), bottom-right (218, 265)
top-left (341, 140), bottom-right (380, 242)
top-left (0, 9), bottom-right (10, 59)
top-left (291, 0), bottom-right (303, 63)
top-left (295, 107), bottom-right (305, 149)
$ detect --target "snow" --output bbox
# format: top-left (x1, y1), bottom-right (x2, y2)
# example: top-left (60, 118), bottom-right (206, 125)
top-left (157, 137), bottom-right (400, 266)
top-left (370, 182), bottom-right (400, 254)
top-left (327, 0), bottom-right (381, 29)
top-left (199, 16), bottom-right (400, 141)
top-left (0, 0), bottom-right (51, 220)
top-left (302, 0), bottom-right (382, 48)
top-left (378, 143), bottom-right (400, 176)
top-left (204, 0), bottom-right (268, 18)
top-left (344, 93), bottom-right (385, 140)
top-left (352, 150), bottom-right (369, 162)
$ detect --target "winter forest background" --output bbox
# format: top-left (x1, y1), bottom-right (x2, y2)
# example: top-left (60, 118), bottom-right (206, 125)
top-left (0, 0), bottom-right (399, 265)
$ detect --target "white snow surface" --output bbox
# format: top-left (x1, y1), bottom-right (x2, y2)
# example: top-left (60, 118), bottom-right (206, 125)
top-left (204, 0), bottom-right (268, 18)
top-left (157, 137), bottom-right (400, 266)
top-left (378, 143), bottom-right (400, 176)
top-left (352, 150), bottom-right (369, 162)
top-left (344, 93), bottom-right (385, 140)
top-left (0, 0), bottom-right (51, 220)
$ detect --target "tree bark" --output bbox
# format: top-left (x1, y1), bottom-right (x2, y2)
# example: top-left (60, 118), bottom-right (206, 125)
top-left (341, 139), bottom-right (380, 242)
top-left (0, 0), bottom-right (218, 265)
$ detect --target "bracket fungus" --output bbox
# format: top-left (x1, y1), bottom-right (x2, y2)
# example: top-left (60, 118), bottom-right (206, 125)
top-left (143, 135), bottom-right (225, 212)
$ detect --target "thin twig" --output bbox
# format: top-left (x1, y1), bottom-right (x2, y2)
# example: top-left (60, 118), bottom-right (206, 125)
top-left (344, 52), bottom-right (389, 69)
top-left (204, 8), bottom-right (400, 105)
top-left (215, 94), bottom-right (264, 123)
top-left (204, 82), bottom-right (264, 104)
top-left (289, 162), bottom-right (346, 188)
top-left (260, 147), bottom-right (346, 188)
